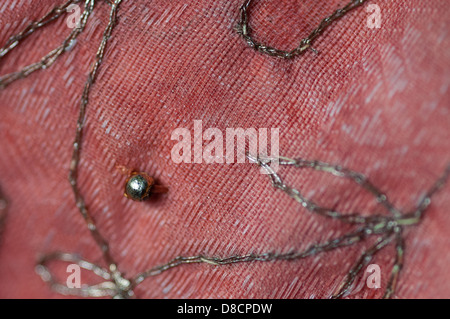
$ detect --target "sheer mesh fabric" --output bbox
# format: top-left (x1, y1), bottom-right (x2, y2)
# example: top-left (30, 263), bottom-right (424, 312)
top-left (0, 0), bottom-right (449, 298)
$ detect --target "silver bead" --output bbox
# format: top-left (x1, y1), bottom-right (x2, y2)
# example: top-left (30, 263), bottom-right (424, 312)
top-left (124, 171), bottom-right (168, 201)
top-left (124, 172), bottom-right (154, 201)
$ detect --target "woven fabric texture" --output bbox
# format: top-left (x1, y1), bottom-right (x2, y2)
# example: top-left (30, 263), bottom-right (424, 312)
top-left (0, 0), bottom-right (449, 298)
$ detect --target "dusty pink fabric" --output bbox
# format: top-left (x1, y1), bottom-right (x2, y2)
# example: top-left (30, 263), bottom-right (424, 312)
top-left (0, 0), bottom-right (449, 298)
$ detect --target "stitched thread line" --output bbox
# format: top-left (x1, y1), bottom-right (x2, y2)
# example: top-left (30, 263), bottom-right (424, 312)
top-left (236, 0), bottom-right (370, 58)
top-left (0, 0), bottom-right (94, 89)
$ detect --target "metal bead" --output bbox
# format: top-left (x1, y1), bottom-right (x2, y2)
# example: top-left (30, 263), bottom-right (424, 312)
top-left (124, 172), bottom-right (154, 201)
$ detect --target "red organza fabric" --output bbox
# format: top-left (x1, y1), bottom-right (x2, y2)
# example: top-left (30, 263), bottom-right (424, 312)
top-left (0, 0), bottom-right (449, 298)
